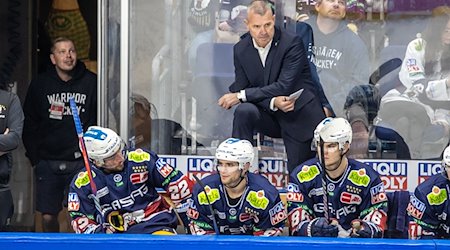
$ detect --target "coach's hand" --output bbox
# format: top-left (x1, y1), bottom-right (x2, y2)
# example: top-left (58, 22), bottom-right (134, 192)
top-left (218, 93), bottom-right (240, 110)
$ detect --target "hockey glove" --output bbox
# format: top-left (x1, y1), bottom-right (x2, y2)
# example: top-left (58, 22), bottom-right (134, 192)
top-left (307, 217), bottom-right (338, 237)
top-left (350, 220), bottom-right (382, 238)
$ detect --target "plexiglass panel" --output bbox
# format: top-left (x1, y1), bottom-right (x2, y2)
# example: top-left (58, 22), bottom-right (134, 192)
top-left (102, 0), bottom-right (450, 160)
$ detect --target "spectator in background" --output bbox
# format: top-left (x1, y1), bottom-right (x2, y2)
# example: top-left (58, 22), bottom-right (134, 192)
top-left (408, 145), bottom-right (450, 239)
top-left (0, 84), bottom-right (24, 231)
top-left (219, 0), bottom-right (326, 173)
top-left (378, 6), bottom-right (450, 159)
top-left (297, 0), bottom-right (370, 158)
top-left (188, 0), bottom-right (252, 69)
top-left (302, 0), bottom-right (370, 118)
top-left (188, 138), bottom-right (286, 235)
top-left (398, 6), bottom-right (450, 151)
top-left (23, 37), bottom-right (97, 232)
top-left (287, 117), bottom-right (388, 238)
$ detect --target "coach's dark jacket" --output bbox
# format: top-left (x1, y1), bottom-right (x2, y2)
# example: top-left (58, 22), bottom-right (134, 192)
top-left (229, 26), bottom-right (325, 142)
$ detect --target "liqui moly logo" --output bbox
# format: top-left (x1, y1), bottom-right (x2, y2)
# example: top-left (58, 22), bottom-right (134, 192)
top-left (418, 162), bottom-right (442, 184)
top-left (159, 157), bottom-right (176, 168)
top-left (364, 161), bottom-right (407, 191)
top-left (259, 159), bottom-right (287, 189)
top-left (187, 157), bottom-right (215, 180)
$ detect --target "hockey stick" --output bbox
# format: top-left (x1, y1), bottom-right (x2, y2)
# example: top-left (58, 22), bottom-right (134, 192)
top-left (69, 98), bottom-right (104, 227)
top-left (318, 139), bottom-right (329, 222)
top-left (192, 175), bottom-right (220, 235)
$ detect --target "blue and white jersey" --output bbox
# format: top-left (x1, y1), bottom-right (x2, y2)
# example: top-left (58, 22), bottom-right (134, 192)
top-left (287, 158), bottom-right (388, 237)
top-left (408, 172), bottom-right (450, 239)
top-left (68, 148), bottom-right (194, 234)
top-left (188, 173), bottom-right (286, 236)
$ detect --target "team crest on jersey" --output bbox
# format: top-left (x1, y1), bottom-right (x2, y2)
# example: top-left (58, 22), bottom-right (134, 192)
top-left (198, 185), bottom-right (220, 205)
top-left (155, 158), bottom-right (174, 178)
top-left (67, 192), bottom-right (80, 211)
top-left (246, 190), bottom-right (269, 210)
top-left (240, 207), bottom-right (260, 223)
top-left (296, 165), bottom-right (320, 183)
top-left (130, 165), bottom-right (148, 184)
top-left (348, 168), bottom-right (370, 187)
top-left (340, 192), bottom-right (362, 205)
top-left (426, 186), bottom-right (447, 206)
top-left (75, 171), bottom-right (96, 188)
top-left (128, 149), bottom-right (150, 163)
top-left (407, 194), bottom-right (426, 219)
top-left (269, 201), bottom-right (287, 226)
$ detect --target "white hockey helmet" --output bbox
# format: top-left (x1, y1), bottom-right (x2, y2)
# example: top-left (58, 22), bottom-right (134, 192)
top-left (215, 138), bottom-right (254, 170)
top-left (314, 117), bottom-right (352, 151)
top-left (84, 126), bottom-right (123, 165)
top-left (443, 145), bottom-right (450, 168)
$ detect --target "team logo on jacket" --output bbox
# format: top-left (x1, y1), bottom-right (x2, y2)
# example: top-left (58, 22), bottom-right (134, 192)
top-left (340, 192), bottom-right (362, 205)
top-left (156, 158), bottom-right (174, 178)
top-left (67, 192), bottom-right (80, 211)
top-left (130, 166), bottom-right (149, 184)
top-left (407, 194), bottom-right (426, 219)
top-left (269, 201), bottom-right (287, 226)
top-left (128, 149), bottom-right (150, 163)
top-left (246, 190), bottom-right (269, 210)
top-left (198, 185), bottom-right (220, 205)
top-left (296, 165), bottom-right (320, 183)
top-left (348, 168), bottom-right (370, 187)
top-left (427, 186), bottom-right (447, 206)
top-left (75, 171), bottom-right (96, 188)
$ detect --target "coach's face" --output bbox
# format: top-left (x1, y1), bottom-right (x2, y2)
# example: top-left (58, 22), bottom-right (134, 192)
top-left (245, 8), bottom-right (275, 48)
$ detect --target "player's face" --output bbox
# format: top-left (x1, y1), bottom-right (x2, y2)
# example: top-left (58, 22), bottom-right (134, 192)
top-left (245, 8), bottom-right (275, 48)
top-left (315, 0), bottom-right (346, 20)
top-left (441, 19), bottom-right (450, 46)
top-left (50, 41), bottom-right (77, 73)
top-left (217, 159), bottom-right (242, 186)
top-left (102, 150), bottom-right (125, 172)
top-left (319, 142), bottom-right (343, 171)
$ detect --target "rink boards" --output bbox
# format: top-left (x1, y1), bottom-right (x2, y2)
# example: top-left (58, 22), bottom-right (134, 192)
top-left (1, 233), bottom-right (450, 250)
top-left (160, 155), bottom-right (442, 192)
